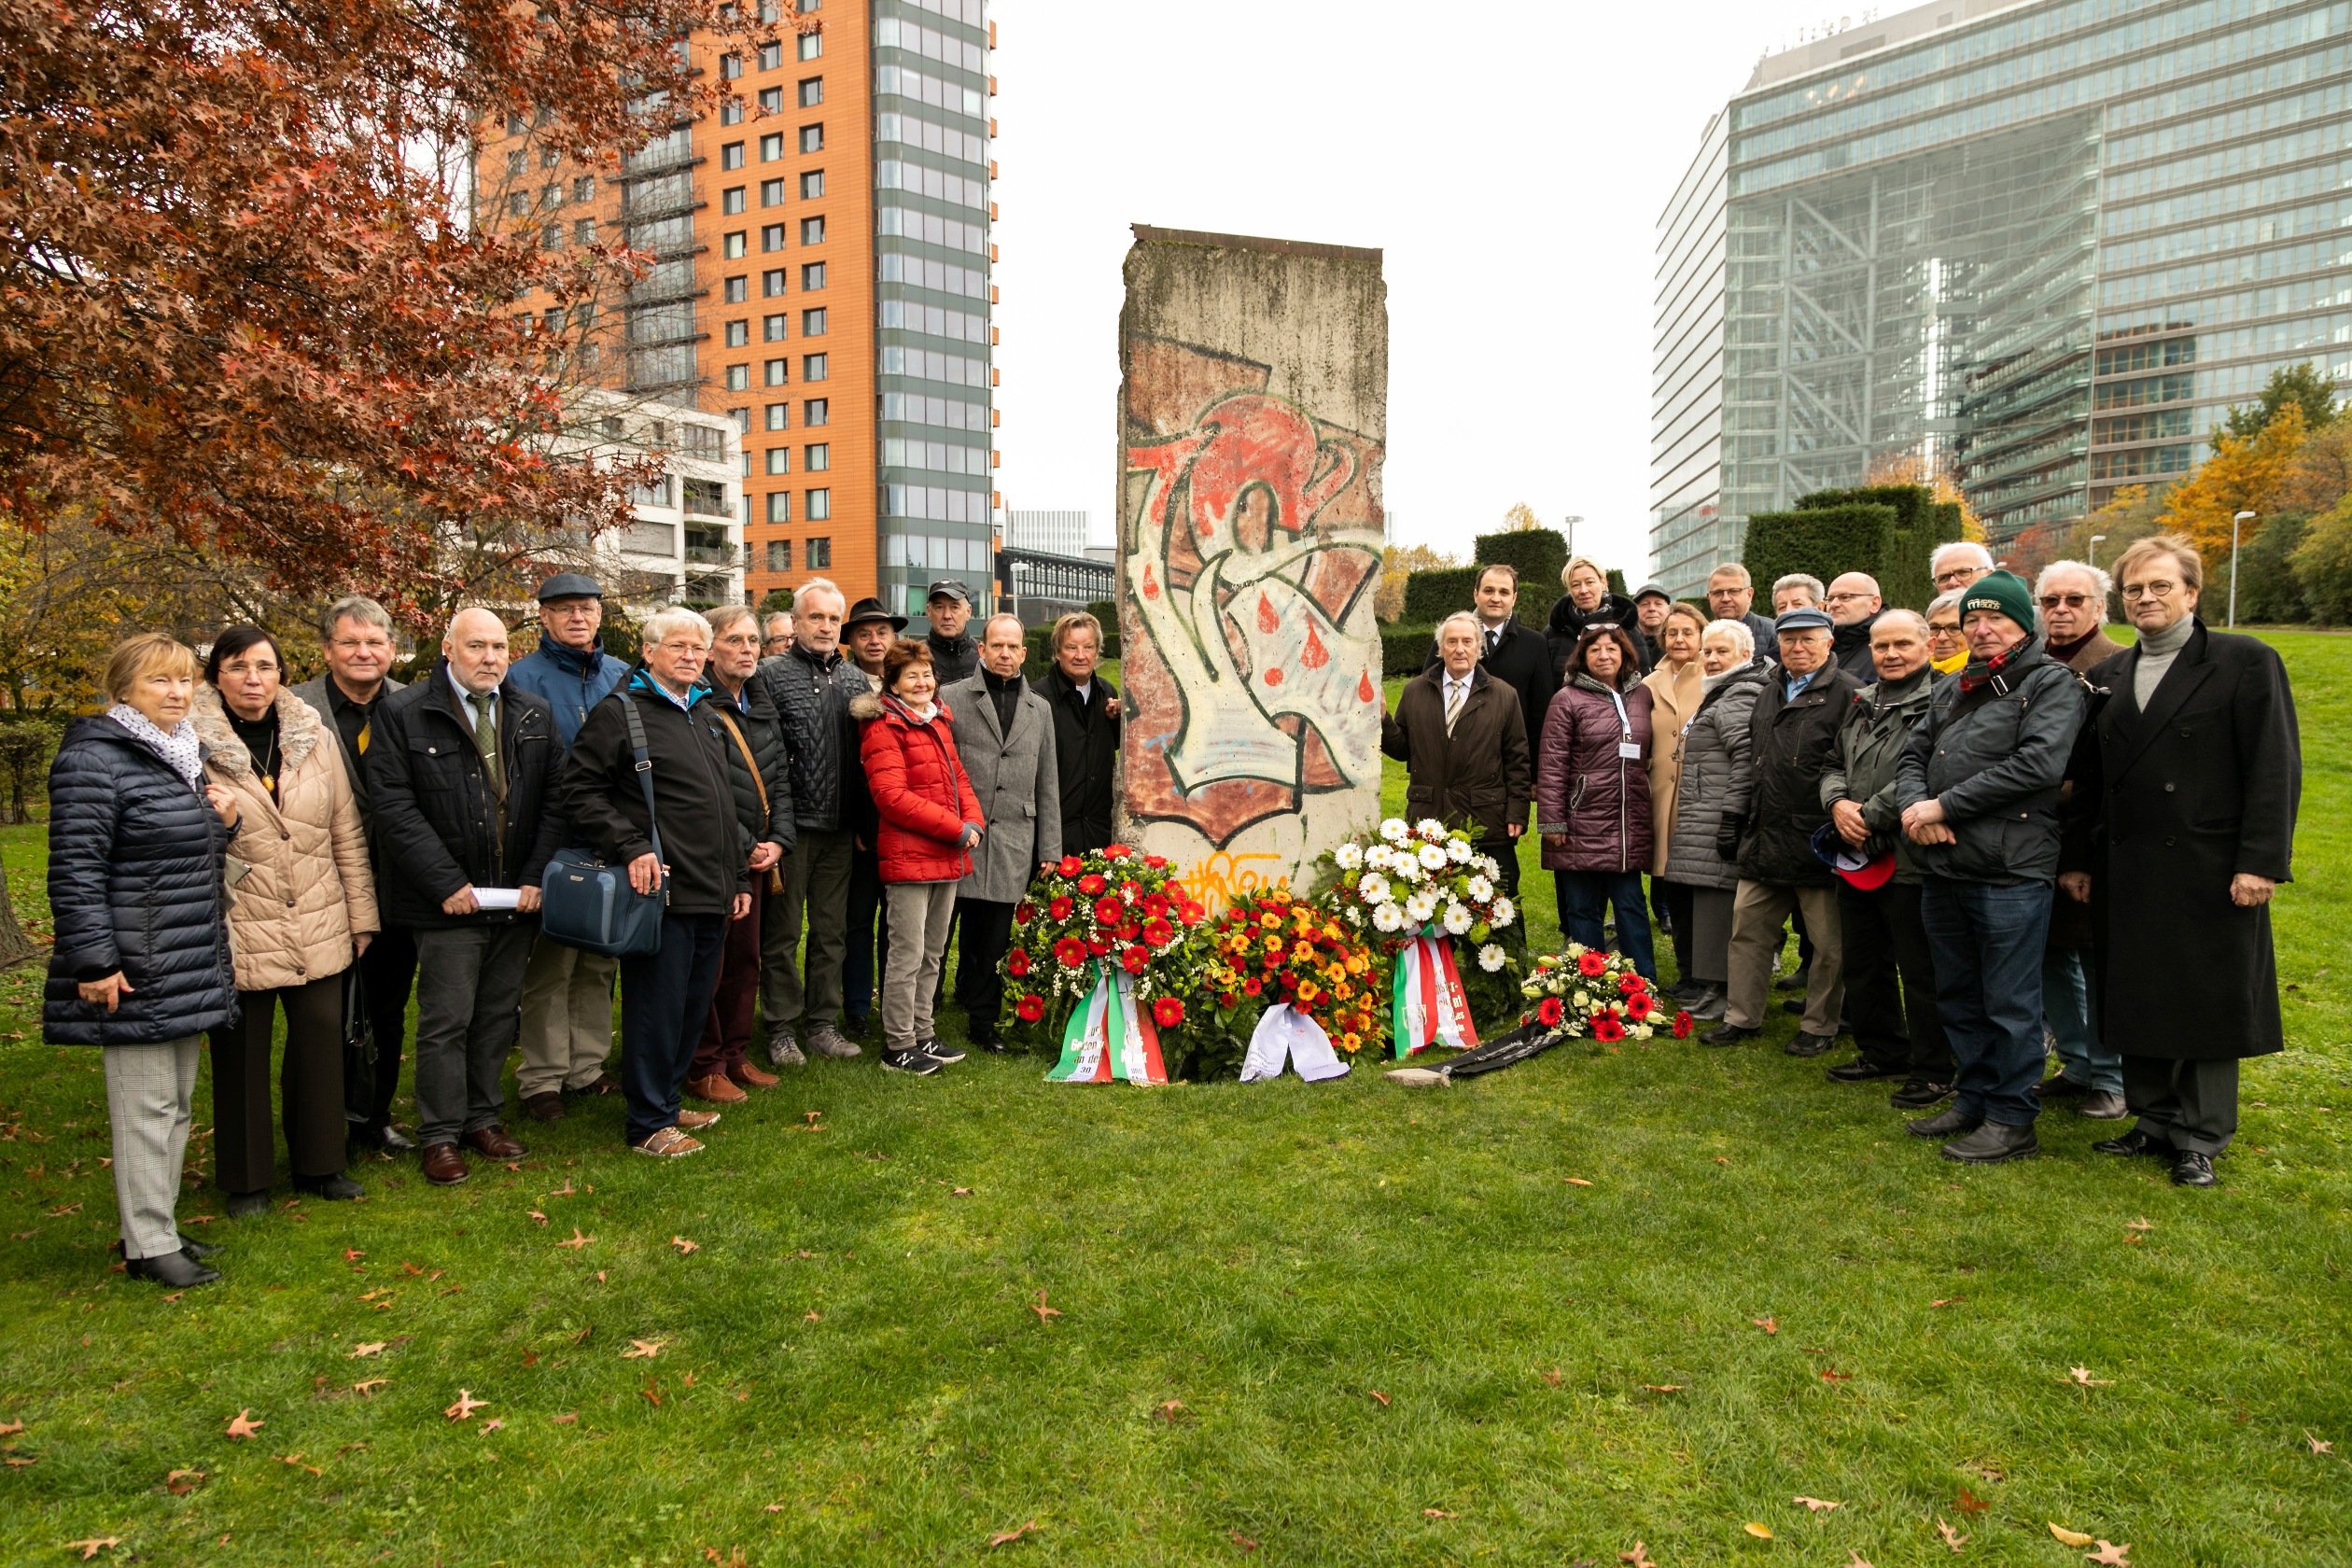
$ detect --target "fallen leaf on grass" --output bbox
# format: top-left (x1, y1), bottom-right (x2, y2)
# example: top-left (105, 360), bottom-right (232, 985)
top-left (571, 1325), bottom-right (594, 1346)
top-left (805, 1310), bottom-right (820, 1322)
top-left (642, 1380), bottom-right (662, 1407)
top-left (1641, 1384), bottom-right (1684, 1393)
top-left (225, 1409), bottom-right (264, 1439)
top-left (1714, 1155), bottom-right (1729, 1165)
top-left (46, 1202), bottom-right (81, 1216)
top-left (2306, 1432), bottom-right (2334, 1455)
top-left (1819, 1369), bottom-right (1851, 1382)
top-left (2125, 1217), bottom-right (2154, 1232)
top-left (557, 1228), bottom-right (594, 1249)
top-left (763, 1502), bottom-right (785, 1513)
top-left (1743, 1522), bottom-right (1771, 1539)
top-left (1937, 1519), bottom-right (1967, 1552)
top-left (349, 1342), bottom-right (385, 1358)
top-left (1564, 1177), bottom-right (1593, 1187)
top-left (275, 1452), bottom-right (322, 1475)
top-left (343, 1248), bottom-right (365, 1261)
top-left (1541, 1368), bottom-right (1563, 1387)
top-left (443, 1390), bottom-right (486, 1421)
top-left (1229, 1530), bottom-right (1258, 1550)
top-left (1929, 1298), bottom-right (1964, 1309)
top-left (527, 1211), bottom-right (547, 1225)
top-left (1368, 1390), bottom-right (1391, 1407)
top-left (522, 1350), bottom-right (539, 1368)
top-left (2049, 1525), bottom-right (2095, 1547)
top-left (1031, 1290), bottom-right (1061, 1323)
top-left (1619, 1544), bottom-right (1656, 1568)
top-left (1155, 1400), bottom-right (1185, 1421)
top-left (4, 1457), bottom-right (35, 1468)
top-left (63, 1538), bottom-right (120, 1561)
top-left (479, 1420), bottom-right (503, 1435)
top-left (551, 1413), bottom-right (578, 1425)
top-left (2086, 1544), bottom-right (2132, 1566)
top-left (1844, 1553), bottom-right (1875, 1568)
top-left (622, 1339), bottom-right (665, 1359)
top-left (1953, 1488), bottom-right (1990, 1516)
top-left (987, 1519), bottom-right (1039, 1547)
top-left (400, 1262), bottom-right (423, 1276)
top-left (1753, 1316), bottom-right (1777, 1334)
top-left (671, 1236), bottom-right (700, 1254)
top-left (0, 1420), bottom-right (23, 1437)
top-left (2067, 1366), bottom-right (2113, 1387)
top-left (1794, 1496), bottom-right (1840, 1511)
top-left (951, 1186), bottom-right (973, 1197)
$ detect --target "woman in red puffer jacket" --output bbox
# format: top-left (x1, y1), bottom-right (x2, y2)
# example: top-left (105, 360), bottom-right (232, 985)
top-left (853, 640), bottom-right (984, 1076)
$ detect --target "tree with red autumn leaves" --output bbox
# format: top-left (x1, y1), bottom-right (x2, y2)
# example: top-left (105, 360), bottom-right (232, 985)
top-left (0, 0), bottom-right (764, 618)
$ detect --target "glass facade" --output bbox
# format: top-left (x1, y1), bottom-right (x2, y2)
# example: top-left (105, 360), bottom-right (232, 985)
top-left (1655, 0), bottom-right (2352, 584)
top-left (1651, 111), bottom-right (1731, 595)
top-left (873, 0), bottom-right (995, 621)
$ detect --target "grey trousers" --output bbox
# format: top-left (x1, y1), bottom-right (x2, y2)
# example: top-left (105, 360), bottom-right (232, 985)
top-left (1726, 880), bottom-right (1845, 1033)
top-left (1688, 888), bottom-right (1736, 986)
top-left (104, 1036), bottom-right (202, 1261)
top-left (516, 934), bottom-right (616, 1097)
top-left (2123, 1056), bottom-right (2240, 1156)
top-left (412, 923), bottom-right (536, 1147)
top-left (881, 881), bottom-right (959, 1054)
top-left (764, 826), bottom-right (854, 1030)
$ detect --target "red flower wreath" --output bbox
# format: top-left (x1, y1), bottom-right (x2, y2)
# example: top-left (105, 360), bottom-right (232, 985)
top-left (1153, 996), bottom-right (1184, 1028)
top-left (1007, 948), bottom-right (1031, 977)
top-left (1015, 993), bottom-right (1045, 1022)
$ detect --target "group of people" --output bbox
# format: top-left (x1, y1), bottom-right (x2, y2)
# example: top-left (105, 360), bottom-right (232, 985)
top-left (46, 575), bottom-right (1126, 1287)
top-left (1388, 536), bottom-right (2301, 1188)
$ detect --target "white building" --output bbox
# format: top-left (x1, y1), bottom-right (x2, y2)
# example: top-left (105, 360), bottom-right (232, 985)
top-left (1004, 509), bottom-right (1088, 558)
top-left (564, 393), bottom-right (746, 609)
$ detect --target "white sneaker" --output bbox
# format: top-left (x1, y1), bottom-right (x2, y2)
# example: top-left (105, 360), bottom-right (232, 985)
top-left (805, 1024), bottom-right (861, 1059)
top-left (766, 1026), bottom-right (805, 1068)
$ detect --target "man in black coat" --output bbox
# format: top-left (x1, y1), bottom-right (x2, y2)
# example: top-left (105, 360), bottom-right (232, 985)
top-left (2065, 536), bottom-right (2301, 1188)
top-left (1037, 610), bottom-right (1121, 854)
top-left (923, 579), bottom-right (980, 687)
top-left (1825, 572), bottom-right (1885, 680)
top-left (1424, 565), bottom-right (1553, 895)
top-left (559, 611), bottom-right (751, 1159)
top-left (1705, 608), bottom-right (1860, 1054)
top-left (368, 609), bottom-right (567, 1186)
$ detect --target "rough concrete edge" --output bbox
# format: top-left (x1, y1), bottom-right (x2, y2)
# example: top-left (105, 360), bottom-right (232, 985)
top-left (1128, 223), bottom-right (1382, 264)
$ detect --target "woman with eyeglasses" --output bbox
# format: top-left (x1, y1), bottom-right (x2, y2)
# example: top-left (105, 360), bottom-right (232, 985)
top-left (1925, 591), bottom-right (1968, 676)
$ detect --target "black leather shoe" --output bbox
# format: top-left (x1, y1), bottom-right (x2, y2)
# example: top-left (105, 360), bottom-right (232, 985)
top-left (1827, 1057), bottom-right (1906, 1084)
top-left (126, 1249), bottom-right (221, 1287)
top-left (2171, 1150), bottom-right (2219, 1187)
top-left (296, 1173), bottom-right (365, 1201)
top-left (177, 1232), bottom-right (223, 1259)
top-left (1907, 1104), bottom-right (1981, 1140)
top-left (224, 1190), bottom-right (271, 1219)
top-left (2035, 1075), bottom-right (2094, 1100)
top-left (1889, 1077), bottom-right (1955, 1110)
top-left (1701, 1022), bottom-right (1759, 1047)
top-left (2092, 1127), bottom-right (2175, 1158)
top-left (1780, 998), bottom-right (1805, 1015)
top-left (1785, 1031), bottom-right (1836, 1057)
top-left (1940, 1121), bottom-right (2039, 1164)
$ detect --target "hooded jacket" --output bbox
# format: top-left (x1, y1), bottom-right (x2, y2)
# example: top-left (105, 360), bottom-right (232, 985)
top-left (1897, 637), bottom-right (2085, 885)
top-left (1819, 668), bottom-right (1936, 884)
top-left (1535, 667), bottom-right (1655, 875)
top-left (43, 716), bottom-right (239, 1045)
top-left (191, 686), bottom-right (379, 992)
top-left (1545, 591), bottom-right (1651, 682)
top-left (505, 633), bottom-right (630, 750)
top-left (1663, 660), bottom-right (1771, 893)
top-left (854, 691), bottom-right (985, 884)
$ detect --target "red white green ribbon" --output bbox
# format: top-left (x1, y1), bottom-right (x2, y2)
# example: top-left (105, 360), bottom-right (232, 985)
top-left (1391, 934), bottom-right (1478, 1057)
top-left (1044, 959), bottom-right (1169, 1085)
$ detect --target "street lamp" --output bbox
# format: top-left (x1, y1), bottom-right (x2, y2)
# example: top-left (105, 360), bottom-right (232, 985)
top-left (2088, 533), bottom-right (2107, 570)
top-left (2231, 511), bottom-right (2256, 628)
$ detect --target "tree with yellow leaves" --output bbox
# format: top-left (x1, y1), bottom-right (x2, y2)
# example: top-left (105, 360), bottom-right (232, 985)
top-left (2156, 403), bottom-right (2307, 567)
top-left (1374, 540), bottom-right (1462, 623)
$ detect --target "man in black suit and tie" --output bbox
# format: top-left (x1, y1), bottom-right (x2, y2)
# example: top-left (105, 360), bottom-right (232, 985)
top-left (1426, 564), bottom-right (1554, 897)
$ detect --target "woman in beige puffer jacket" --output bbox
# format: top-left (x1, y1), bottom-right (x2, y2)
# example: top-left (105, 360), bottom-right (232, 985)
top-left (193, 626), bottom-right (379, 1216)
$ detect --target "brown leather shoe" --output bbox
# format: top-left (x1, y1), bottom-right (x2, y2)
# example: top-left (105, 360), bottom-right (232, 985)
top-left (420, 1142), bottom-right (469, 1186)
top-left (728, 1059), bottom-right (779, 1089)
top-left (676, 1108), bottom-right (721, 1131)
top-left (462, 1126), bottom-right (528, 1161)
top-left (522, 1092), bottom-right (567, 1123)
top-left (586, 1073), bottom-right (622, 1096)
top-left (684, 1072), bottom-right (749, 1105)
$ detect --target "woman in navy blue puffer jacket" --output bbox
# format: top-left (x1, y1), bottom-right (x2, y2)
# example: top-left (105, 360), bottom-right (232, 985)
top-left (44, 635), bottom-right (241, 1288)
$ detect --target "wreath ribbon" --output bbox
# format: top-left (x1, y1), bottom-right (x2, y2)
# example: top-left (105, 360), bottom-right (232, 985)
top-left (1391, 934), bottom-right (1478, 1057)
top-left (1044, 959), bottom-right (1169, 1085)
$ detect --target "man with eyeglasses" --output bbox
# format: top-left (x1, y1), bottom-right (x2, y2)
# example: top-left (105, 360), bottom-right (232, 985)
top-left (1704, 564), bottom-right (1779, 665)
top-left (763, 610), bottom-right (796, 657)
top-left (2062, 534), bottom-right (2302, 1188)
top-left (1825, 571), bottom-right (1884, 680)
top-left (1929, 541), bottom-right (1995, 595)
top-left (2031, 559), bottom-right (2130, 1122)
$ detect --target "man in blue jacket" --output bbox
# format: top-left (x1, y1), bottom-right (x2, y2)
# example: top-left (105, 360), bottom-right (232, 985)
top-left (504, 573), bottom-right (631, 1122)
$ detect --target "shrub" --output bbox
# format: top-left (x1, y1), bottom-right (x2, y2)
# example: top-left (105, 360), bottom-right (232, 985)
top-left (2233, 511), bottom-right (2311, 623)
top-left (1789, 483), bottom-right (1964, 609)
top-left (1472, 529), bottom-right (1567, 627)
top-left (1401, 567), bottom-right (1482, 627)
top-left (1743, 504), bottom-right (1899, 603)
top-left (2290, 497), bottom-right (2352, 624)
top-left (1381, 623), bottom-right (1437, 679)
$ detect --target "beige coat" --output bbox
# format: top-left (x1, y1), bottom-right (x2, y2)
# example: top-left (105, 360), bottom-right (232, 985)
top-left (192, 686), bottom-right (378, 993)
top-left (1638, 657), bottom-right (1706, 875)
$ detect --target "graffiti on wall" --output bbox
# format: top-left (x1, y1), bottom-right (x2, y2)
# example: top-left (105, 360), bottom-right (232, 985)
top-left (1120, 337), bottom-right (1385, 851)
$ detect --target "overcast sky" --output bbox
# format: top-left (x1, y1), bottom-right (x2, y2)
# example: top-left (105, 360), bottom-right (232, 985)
top-left (987, 0), bottom-right (1845, 577)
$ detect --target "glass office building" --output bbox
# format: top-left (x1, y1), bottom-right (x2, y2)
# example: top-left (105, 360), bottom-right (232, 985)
top-left (1652, 0), bottom-right (2352, 595)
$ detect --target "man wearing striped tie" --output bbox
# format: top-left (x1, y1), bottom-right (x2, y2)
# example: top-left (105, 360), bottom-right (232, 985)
top-left (1381, 612), bottom-right (1532, 871)
top-left (293, 596), bottom-right (413, 1155)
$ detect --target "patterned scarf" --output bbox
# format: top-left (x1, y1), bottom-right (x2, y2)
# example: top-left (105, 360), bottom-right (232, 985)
top-left (1956, 637), bottom-right (2030, 693)
top-left (108, 703), bottom-right (203, 789)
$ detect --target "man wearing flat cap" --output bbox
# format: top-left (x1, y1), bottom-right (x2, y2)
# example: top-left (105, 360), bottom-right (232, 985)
top-left (1705, 606), bottom-right (1861, 1056)
top-left (506, 573), bottom-right (632, 1120)
top-left (1631, 582), bottom-right (1673, 671)
top-left (924, 580), bottom-right (979, 687)
top-left (838, 595), bottom-right (905, 1034)
top-left (1896, 569), bottom-right (2086, 1166)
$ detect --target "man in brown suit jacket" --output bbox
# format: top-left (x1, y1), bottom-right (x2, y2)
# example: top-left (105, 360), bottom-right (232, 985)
top-left (1382, 613), bottom-right (1532, 860)
top-left (2034, 560), bottom-right (2126, 1119)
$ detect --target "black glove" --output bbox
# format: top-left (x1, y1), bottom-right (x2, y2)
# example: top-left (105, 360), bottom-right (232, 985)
top-left (1715, 813), bottom-right (1745, 861)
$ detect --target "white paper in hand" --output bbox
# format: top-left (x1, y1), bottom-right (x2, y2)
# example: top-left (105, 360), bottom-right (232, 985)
top-left (471, 888), bottom-right (524, 911)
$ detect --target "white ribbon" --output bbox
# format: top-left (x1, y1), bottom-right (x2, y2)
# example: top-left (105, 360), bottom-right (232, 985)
top-left (1239, 1003), bottom-right (1352, 1084)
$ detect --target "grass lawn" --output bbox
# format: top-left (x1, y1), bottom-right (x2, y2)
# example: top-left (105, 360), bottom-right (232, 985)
top-left (1, 636), bottom-right (2349, 1567)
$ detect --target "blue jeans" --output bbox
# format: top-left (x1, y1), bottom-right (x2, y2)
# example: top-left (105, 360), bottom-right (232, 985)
top-left (620, 913), bottom-right (727, 1145)
top-left (2042, 946), bottom-right (2121, 1094)
top-left (1920, 878), bottom-right (2051, 1127)
top-left (1555, 869), bottom-right (1658, 982)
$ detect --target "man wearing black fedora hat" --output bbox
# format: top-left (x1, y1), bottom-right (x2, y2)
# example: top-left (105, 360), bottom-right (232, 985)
top-left (838, 595), bottom-right (904, 1035)
top-left (1818, 608), bottom-right (1952, 1109)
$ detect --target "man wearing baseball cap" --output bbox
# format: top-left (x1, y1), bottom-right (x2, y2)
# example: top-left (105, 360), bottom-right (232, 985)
top-left (1817, 608), bottom-right (1952, 1109)
top-left (1895, 569), bottom-right (2087, 1165)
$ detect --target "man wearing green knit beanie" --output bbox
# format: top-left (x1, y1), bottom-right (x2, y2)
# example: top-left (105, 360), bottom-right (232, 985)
top-left (1894, 562), bottom-right (2087, 1167)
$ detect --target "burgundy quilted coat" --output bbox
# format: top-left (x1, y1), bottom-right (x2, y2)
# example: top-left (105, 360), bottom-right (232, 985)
top-left (1535, 677), bottom-right (1656, 874)
top-left (855, 692), bottom-right (984, 884)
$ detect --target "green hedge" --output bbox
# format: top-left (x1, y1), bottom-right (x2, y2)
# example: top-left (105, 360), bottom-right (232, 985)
top-left (1606, 567), bottom-right (1631, 599)
top-left (1381, 623), bottom-right (1437, 679)
top-left (1789, 483), bottom-right (1965, 609)
top-left (1473, 529), bottom-right (1567, 626)
top-left (1401, 567), bottom-right (1482, 626)
top-left (1743, 504), bottom-right (1899, 606)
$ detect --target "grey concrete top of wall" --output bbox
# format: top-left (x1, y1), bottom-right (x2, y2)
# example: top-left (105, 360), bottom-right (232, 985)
top-left (1128, 223), bottom-right (1382, 265)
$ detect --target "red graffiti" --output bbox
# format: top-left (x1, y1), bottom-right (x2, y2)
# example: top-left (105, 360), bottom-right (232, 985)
top-left (1143, 563), bottom-right (1160, 600)
top-left (1301, 622), bottom-right (1328, 670)
top-left (1358, 670), bottom-right (1376, 703)
top-left (1264, 666), bottom-right (1283, 686)
top-left (1256, 592), bottom-right (1279, 633)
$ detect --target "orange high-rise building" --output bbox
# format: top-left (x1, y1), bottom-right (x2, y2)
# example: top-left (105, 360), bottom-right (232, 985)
top-left (486, 0), bottom-right (999, 624)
